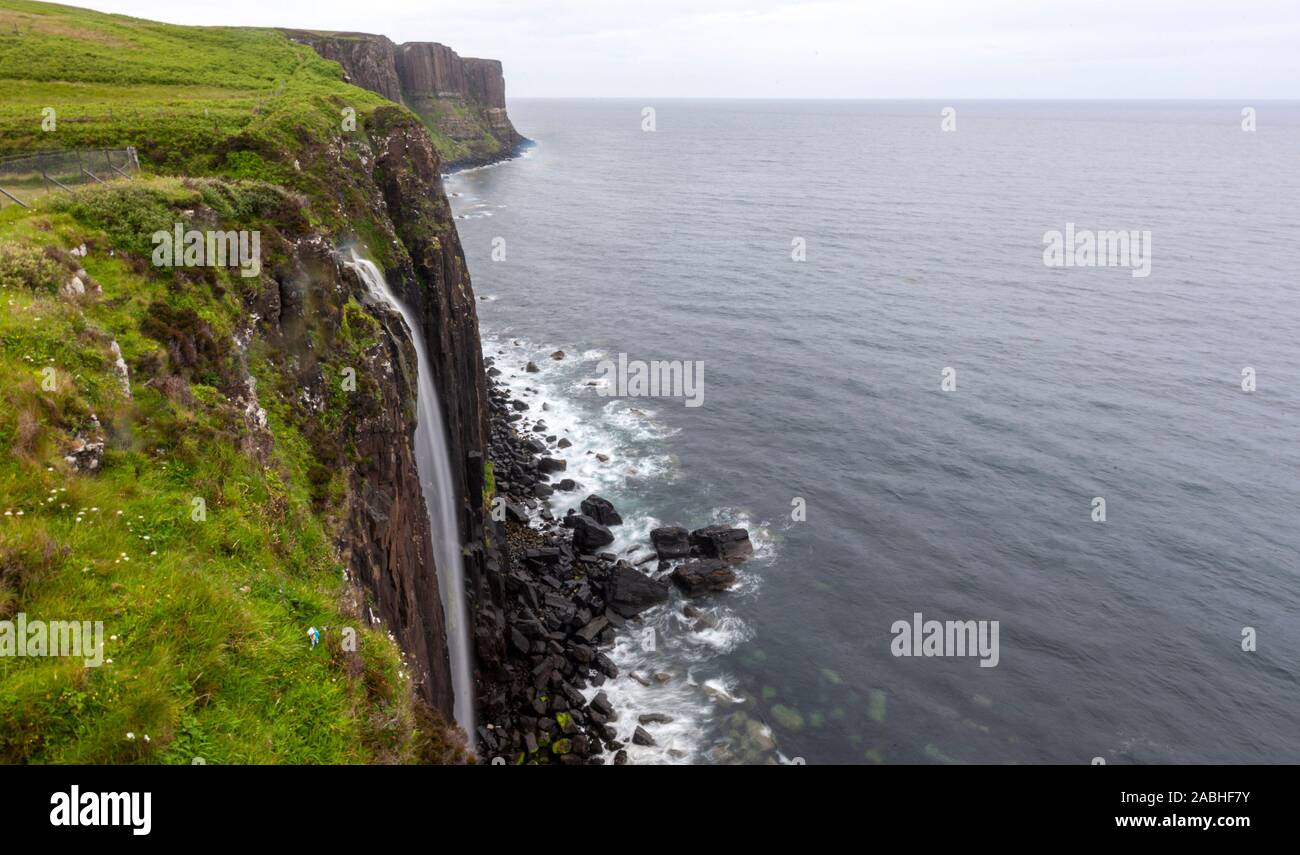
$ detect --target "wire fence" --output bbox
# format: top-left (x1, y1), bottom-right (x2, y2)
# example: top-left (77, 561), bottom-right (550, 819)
top-left (0, 147), bottom-right (140, 209)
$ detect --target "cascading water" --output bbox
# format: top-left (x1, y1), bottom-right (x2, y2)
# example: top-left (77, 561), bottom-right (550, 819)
top-left (346, 252), bottom-right (475, 738)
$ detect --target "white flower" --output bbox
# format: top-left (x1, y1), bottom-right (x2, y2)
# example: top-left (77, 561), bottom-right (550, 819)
top-left (126, 732), bottom-right (135, 740)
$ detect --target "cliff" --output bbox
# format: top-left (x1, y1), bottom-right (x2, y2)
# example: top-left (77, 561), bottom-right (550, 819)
top-left (0, 2), bottom-right (495, 761)
top-left (284, 30), bottom-right (526, 169)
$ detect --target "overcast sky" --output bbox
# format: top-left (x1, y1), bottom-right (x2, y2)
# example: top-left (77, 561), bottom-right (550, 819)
top-left (77, 0), bottom-right (1299, 99)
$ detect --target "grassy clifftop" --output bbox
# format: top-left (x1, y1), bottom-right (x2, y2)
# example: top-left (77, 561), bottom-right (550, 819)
top-left (0, 2), bottom-right (474, 762)
top-left (1, 0), bottom-right (431, 203)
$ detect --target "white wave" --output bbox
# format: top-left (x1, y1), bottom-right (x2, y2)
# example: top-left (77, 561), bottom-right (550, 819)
top-left (483, 332), bottom-right (772, 764)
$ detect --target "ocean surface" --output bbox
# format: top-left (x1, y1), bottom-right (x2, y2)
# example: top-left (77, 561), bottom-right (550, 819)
top-left (446, 100), bottom-right (1300, 764)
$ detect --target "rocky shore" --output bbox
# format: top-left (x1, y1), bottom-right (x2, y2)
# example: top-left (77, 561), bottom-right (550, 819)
top-left (472, 356), bottom-right (756, 764)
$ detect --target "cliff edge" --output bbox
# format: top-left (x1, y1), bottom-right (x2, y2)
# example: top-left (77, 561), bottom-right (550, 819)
top-left (285, 30), bottom-right (527, 169)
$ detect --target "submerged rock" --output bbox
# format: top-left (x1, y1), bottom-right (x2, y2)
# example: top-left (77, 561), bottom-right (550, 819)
top-left (638, 713), bottom-right (674, 725)
top-left (769, 704), bottom-right (805, 731)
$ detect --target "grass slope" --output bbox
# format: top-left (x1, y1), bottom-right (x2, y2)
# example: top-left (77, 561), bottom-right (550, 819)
top-left (0, 0), bottom-right (427, 193)
top-left (0, 2), bottom-right (467, 763)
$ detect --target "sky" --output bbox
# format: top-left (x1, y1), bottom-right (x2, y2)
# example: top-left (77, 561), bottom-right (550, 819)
top-left (75, 0), bottom-right (1300, 99)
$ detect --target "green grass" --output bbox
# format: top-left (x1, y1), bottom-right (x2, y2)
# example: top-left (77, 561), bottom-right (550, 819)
top-left (0, 0), bottom-right (429, 216)
top-left (0, 1), bottom-right (480, 763)
top-left (0, 1), bottom-right (504, 173)
top-left (0, 178), bottom-right (448, 763)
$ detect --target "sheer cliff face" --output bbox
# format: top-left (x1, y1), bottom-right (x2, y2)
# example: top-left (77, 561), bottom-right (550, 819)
top-left (285, 30), bottom-right (524, 167)
top-left (276, 31), bottom-right (507, 725)
top-left (350, 108), bottom-right (493, 717)
top-left (259, 238), bottom-right (457, 714)
top-left (284, 31), bottom-right (402, 103)
top-left (248, 104), bottom-right (492, 721)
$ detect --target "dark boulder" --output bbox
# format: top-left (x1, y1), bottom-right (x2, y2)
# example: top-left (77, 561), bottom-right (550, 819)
top-left (591, 691), bottom-right (614, 717)
top-left (671, 559), bottom-right (737, 597)
top-left (570, 514), bottom-right (615, 552)
top-left (689, 525), bottom-right (753, 562)
top-left (537, 457), bottom-right (567, 474)
top-left (605, 565), bottom-right (670, 617)
top-left (580, 494), bottom-right (623, 526)
top-left (650, 526), bottom-right (691, 560)
top-left (574, 614), bottom-right (609, 642)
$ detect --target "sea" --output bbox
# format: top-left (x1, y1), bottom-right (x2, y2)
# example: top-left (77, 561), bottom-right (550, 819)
top-left (446, 99), bottom-right (1300, 764)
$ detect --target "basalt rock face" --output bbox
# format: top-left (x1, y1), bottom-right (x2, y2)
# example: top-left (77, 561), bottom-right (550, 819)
top-left (359, 108), bottom-right (495, 714)
top-left (250, 230), bottom-right (465, 718)
top-left (396, 44), bottom-right (523, 159)
top-left (284, 30), bottom-right (525, 168)
top-left (239, 105), bottom-right (495, 723)
top-left (283, 31), bottom-right (402, 103)
top-left (336, 259), bottom-right (456, 712)
top-left (365, 108), bottom-right (490, 544)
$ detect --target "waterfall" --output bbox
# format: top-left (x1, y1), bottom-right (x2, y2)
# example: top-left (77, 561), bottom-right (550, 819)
top-left (346, 252), bottom-right (475, 738)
